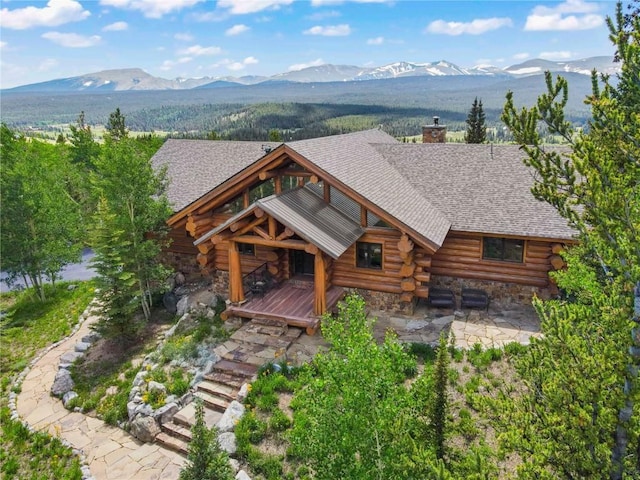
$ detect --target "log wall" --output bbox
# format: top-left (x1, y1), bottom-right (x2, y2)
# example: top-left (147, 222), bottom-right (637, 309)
top-left (430, 233), bottom-right (554, 288)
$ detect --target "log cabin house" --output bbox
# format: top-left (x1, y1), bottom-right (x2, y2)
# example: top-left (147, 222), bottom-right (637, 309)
top-left (152, 127), bottom-right (575, 334)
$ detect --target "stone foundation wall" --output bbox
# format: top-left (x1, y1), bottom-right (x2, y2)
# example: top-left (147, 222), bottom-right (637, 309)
top-left (161, 251), bottom-right (204, 282)
top-left (211, 270), bottom-right (230, 299)
top-left (430, 275), bottom-right (553, 308)
top-left (344, 288), bottom-right (415, 315)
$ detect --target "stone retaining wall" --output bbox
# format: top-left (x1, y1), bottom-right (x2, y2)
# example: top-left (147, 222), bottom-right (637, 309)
top-left (430, 275), bottom-right (554, 308)
top-left (344, 288), bottom-right (415, 315)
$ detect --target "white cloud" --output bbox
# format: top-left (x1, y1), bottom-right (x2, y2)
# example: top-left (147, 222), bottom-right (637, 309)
top-left (0, 0), bottom-right (90, 30)
top-left (174, 32), bottom-right (194, 41)
top-left (367, 36), bottom-right (384, 45)
top-left (525, 0), bottom-right (603, 30)
top-left (288, 58), bottom-right (325, 71)
top-left (41, 31), bottom-right (101, 47)
top-left (102, 21), bottom-right (128, 31)
top-left (100, 0), bottom-right (203, 19)
top-left (426, 17), bottom-right (512, 35)
top-left (0, 41), bottom-right (6, 50)
top-left (539, 50), bottom-right (574, 60)
top-left (160, 56), bottom-right (193, 71)
top-left (226, 56), bottom-right (259, 70)
top-left (217, 0), bottom-right (293, 14)
top-left (304, 24), bottom-right (351, 36)
top-left (513, 52), bottom-right (531, 60)
top-left (178, 44), bottom-right (223, 56)
top-left (226, 24), bottom-right (250, 36)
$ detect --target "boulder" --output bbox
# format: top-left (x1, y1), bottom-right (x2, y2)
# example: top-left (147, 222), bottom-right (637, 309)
top-left (74, 342), bottom-right (91, 353)
top-left (51, 369), bottom-right (75, 397)
top-left (130, 416), bottom-right (160, 443)
top-left (148, 381), bottom-right (167, 395)
top-left (59, 351), bottom-right (83, 366)
top-left (127, 401), bottom-right (139, 420)
top-left (163, 291), bottom-right (178, 315)
top-left (229, 459), bottom-right (240, 473)
top-left (81, 333), bottom-right (100, 344)
top-left (174, 272), bottom-right (186, 286)
top-left (237, 383), bottom-right (250, 403)
top-left (217, 401), bottom-right (245, 433)
top-left (218, 432), bottom-right (237, 455)
top-left (132, 371), bottom-right (148, 387)
top-left (134, 403), bottom-right (153, 418)
top-left (176, 295), bottom-right (190, 317)
top-left (62, 391), bottom-right (78, 408)
top-left (236, 470), bottom-right (252, 480)
top-left (153, 402), bottom-right (179, 424)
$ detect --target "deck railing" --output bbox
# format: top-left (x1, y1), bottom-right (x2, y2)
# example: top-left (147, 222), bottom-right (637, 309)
top-left (242, 262), bottom-right (275, 297)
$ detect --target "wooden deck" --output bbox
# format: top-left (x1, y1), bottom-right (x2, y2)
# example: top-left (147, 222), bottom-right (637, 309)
top-left (223, 281), bottom-right (345, 335)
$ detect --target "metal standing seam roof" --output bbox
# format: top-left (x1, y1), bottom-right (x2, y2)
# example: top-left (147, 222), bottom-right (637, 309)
top-left (258, 186), bottom-right (364, 259)
top-left (194, 187), bottom-right (364, 259)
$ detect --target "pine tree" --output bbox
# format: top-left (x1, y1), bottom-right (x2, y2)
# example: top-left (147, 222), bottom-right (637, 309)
top-left (431, 332), bottom-right (450, 460)
top-left (464, 97), bottom-right (487, 144)
top-left (105, 107), bottom-right (128, 142)
top-left (500, 3), bottom-right (639, 477)
top-left (180, 400), bottom-right (234, 480)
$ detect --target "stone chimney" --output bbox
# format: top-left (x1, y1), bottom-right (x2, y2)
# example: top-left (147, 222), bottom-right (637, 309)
top-left (422, 116), bottom-right (447, 143)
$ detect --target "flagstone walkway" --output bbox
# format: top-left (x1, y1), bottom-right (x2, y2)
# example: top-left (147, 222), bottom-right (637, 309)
top-left (16, 314), bottom-right (185, 480)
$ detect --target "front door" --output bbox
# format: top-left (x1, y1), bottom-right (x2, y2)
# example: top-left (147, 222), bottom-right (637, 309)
top-left (291, 250), bottom-right (314, 276)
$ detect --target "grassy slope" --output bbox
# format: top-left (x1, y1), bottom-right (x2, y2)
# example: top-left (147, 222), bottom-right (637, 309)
top-left (0, 282), bottom-right (95, 480)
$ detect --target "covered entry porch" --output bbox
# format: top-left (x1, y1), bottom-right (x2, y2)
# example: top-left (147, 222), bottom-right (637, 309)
top-left (197, 186), bottom-right (364, 334)
top-left (224, 280), bottom-right (345, 335)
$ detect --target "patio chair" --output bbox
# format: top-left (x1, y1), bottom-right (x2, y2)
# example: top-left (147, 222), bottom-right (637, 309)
top-left (427, 287), bottom-right (456, 309)
top-left (461, 287), bottom-right (489, 310)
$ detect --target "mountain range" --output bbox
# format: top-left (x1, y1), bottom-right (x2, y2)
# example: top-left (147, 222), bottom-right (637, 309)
top-left (4, 56), bottom-right (619, 93)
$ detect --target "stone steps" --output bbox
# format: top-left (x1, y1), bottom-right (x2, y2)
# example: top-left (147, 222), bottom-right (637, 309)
top-left (194, 390), bottom-right (230, 412)
top-left (161, 421), bottom-right (192, 442)
top-left (156, 316), bottom-right (298, 456)
top-left (211, 359), bottom-right (258, 379)
top-left (204, 371), bottom-right (246, 389)
top-left (197, 380), bottom-right (237, 401)
top-left (155, 432), bottom-right (189, 455)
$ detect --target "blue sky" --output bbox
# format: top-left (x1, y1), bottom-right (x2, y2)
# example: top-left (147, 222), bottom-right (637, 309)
top-left (0, 0), bottom-right (618, 89)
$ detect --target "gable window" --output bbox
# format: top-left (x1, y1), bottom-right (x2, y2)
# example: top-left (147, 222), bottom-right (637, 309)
top-left (238, 243), bottom-right (255, 256)
top-left (482, 237), bottom-right (524, 263)
top-left (356, 242), bottom-right (382, 269)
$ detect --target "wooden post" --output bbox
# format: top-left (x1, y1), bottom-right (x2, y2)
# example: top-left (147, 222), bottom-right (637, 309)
top-left (323, 183), bottom-right (330, 202)
top-left (314, 251), bottom-right (327, 316)
top-left (360, 205), bottom-right (367, 227)
top-left (268, 216), bottom-right (277, 239)
top-left (274, 176), bottom-right (282, 194)
top-left (228, 240), bottom-right (245, 303)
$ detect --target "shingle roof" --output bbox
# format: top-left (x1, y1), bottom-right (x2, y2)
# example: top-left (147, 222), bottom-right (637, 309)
top-left (288, 130), bottom-right (451, 248)
top-left (375, 143), bottom-right (576, 240)
top-left (151, 139), bottom-right (280, 211)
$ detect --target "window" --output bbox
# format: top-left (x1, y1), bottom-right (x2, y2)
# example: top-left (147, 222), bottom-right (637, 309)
top-left (238, 243), bottom-right (255, 256)
top-left (356, 242), bottom-right (382, 269)
top-left (482, 237), bottom-right (524, 263)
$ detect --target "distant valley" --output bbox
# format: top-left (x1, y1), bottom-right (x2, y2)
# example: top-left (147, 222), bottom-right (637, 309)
top-left (0, 56), bottom-right (616, 140)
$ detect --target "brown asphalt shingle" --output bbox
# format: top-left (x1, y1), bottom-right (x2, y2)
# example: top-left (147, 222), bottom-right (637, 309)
top-left (151, 139), bottom-right (280, 212)
top-left (375, 143), bottom-right (576, 240)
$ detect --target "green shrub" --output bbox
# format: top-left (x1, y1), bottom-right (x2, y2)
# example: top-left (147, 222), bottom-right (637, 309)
top-left (504, 341), bottom-right (528, 357)
top-left (168, 369), bottom-right (190, 396)
top-left (236, 411), bottom-right (268, 452)
top-left (268, 408), bottom-right (292, 432)
top-left (408, 342), bottom-right (436, 362)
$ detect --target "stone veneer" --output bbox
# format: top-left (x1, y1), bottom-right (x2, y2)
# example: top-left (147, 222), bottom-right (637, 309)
top-left (160, 251), bottom-right (203, 282)
top-left (344, 288), bottom-right (415, 315)
top-left (211, 270), bottom-right (230, 298)
top-left (430, 275), bottom-right (554, 309)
